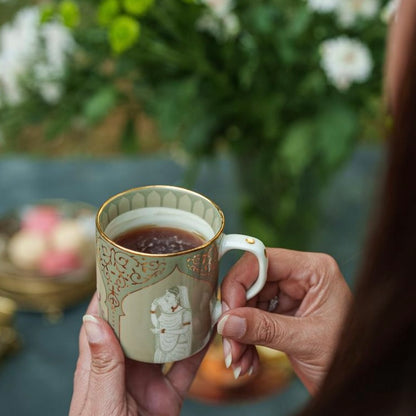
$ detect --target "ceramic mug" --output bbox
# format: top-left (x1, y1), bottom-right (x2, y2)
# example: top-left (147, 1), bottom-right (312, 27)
top-left (96, 185), bottom-right (268, 363)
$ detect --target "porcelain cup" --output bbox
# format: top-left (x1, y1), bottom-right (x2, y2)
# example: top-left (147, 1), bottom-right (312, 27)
top-left (96, 185), bottom-right (268, 363)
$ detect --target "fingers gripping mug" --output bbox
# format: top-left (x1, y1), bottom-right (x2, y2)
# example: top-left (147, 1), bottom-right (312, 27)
top-left (96, 185), bottom-right (268, 363)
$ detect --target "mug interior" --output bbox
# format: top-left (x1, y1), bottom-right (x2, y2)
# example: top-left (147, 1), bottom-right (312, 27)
top-left (97, 186), bottom-right (225, 254)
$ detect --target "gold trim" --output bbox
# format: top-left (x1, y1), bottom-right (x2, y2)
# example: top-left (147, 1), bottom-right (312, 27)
top-left (245, 238), bottom-right (255, 244)
top-left (96, 185), bottom-right (225, 258)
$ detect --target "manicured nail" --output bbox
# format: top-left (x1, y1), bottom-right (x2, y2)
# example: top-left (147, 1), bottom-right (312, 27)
top-left (223, 338), bottom-right (232, 368)
top-left (217, 315), bottom-right (247, 339)
top-left (83, 314), bottom-right (103, 344)
top-left (233, 366), bottom-right (241, 380)
top-left (217, 314), bottom-right (229, 335)
top-left (225, 353), bottom-right (232, 369)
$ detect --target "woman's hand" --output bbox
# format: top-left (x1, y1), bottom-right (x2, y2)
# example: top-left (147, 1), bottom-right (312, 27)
top-left (69, 294), bottom-right (205, 416)
top-left (218, 248), bottom-right (352, 394)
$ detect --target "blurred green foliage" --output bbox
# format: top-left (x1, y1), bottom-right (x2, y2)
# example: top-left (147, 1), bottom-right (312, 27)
top-left (0, 0), bottom-right (390, 247)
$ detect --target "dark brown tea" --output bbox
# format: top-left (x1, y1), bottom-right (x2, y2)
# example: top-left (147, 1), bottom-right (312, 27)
top-left (114, 226), bottom-right (205, 254)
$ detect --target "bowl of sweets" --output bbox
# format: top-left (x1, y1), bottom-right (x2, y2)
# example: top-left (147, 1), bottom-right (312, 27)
top-left (0, 200), bottom-right (96, 318)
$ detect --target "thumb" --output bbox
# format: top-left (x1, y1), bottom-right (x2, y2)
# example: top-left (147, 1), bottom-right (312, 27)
top-left (82, 314), bottom-right (126, 413)
top-left (217, 308), bottom-right (312, 357)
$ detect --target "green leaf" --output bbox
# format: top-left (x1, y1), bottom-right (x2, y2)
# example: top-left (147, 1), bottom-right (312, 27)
top-left (82, 87), bottom-right (117, 124)
top-left (298, 71), bottom-right (327, 96)
top-left (120, 116), bottom-right (138, 153)
top-left (98, 0), bottom-right (120, 27)
top-left (150, 78), bottom-right (199, 140)
top-left (40, 5), bottom-right (55, 24)
top-left (109, 15), bottom-right (141, 54)
top-left (59, 0), bottom-right (80, 28)
top-left (123, 0), bottom-right (155, 16)
top-left (247, 5), bottom-right (277, 35)
top-left (280, 120), bottom-right (315, 176)
top-left (286, 7), bottom-right (311, 38)
top-left (244, 214), bottom-right (277, 247)
top-left (314, 103), bottom-right (357, 170)
top-left (183, 112), bottom-right (217, 154)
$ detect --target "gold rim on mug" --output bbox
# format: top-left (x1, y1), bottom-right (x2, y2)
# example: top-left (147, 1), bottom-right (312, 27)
top-left (96, 185), bottom-right (226, 258)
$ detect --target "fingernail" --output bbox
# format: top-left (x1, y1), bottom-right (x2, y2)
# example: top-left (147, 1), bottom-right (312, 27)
top-left (222, 301), bottom-right (230, 313)
top-left (223, 338), bottom-right (232, 368)
top-left (217, 314), bottom-right (229, 335)
top-left (233, 366), bottom-right (241, 380)
top-left (225, 353), bottom-right (232, 369)
top-left (248, 365), bottom-right (254, 376)
top-left (83, 314), bottom-right (103, 344)
top-left (217, 315), bottom-right (247, 339)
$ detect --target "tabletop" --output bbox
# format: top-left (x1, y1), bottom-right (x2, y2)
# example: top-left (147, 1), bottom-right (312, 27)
top-left (0, 147), bottom-right (382, 415)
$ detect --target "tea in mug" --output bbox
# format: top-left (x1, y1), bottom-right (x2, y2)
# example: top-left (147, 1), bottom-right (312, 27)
top-left (114, 226), bottom-right (205, 254)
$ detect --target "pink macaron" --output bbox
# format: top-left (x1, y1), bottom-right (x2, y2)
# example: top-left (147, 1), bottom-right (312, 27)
top-left (39, 250), bottom-right (82, 276)
top-left (21, 206), bottom-right (60, 234)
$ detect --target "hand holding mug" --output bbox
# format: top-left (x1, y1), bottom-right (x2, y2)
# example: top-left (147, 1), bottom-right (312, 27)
top-left (69, 293), bottom-right (206, 416)
top-left (218, 248), bottom-right (352, 393)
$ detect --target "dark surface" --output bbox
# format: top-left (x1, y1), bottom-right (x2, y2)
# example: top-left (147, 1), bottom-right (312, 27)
top-left (0, 146), bottom-right (383, 415)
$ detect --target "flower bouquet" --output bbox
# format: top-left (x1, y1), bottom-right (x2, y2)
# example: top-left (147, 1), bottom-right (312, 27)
top-left (0, 0), bottom-right (396, 247)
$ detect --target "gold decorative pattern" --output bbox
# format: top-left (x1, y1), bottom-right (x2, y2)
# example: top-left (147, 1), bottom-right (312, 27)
top-left (186, 245), bottom-right (218, 279)
top-left (98, 242), bottom-right (169, 294)
top-left (97, 237), bottom-right (176, 335)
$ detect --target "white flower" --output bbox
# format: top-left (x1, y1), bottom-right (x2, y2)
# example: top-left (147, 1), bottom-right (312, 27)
top-left (222, 13), bottom-right (240, 38)
top-left (197, 13), bottom-right (220, 37)
top-left (201, 0), bottom-right (234, 18)
top-left (381, 0), bottom-right (401, 23)
top-left (40, 22), bottom-right (75, 76)
top-left (197, 0), bottom-right (240, 41)
top-left (0, 6), bottom-right (75, 107)
top-left (197, 11), bottom-right (240, 40)
top-left (0, 7), bottom-right (39, 106)
top-left (336, 0), bottom-right (380, 27)
top-left (306, 0), bottom-right (339, 13)
top-left (38, 82), bottom-right (63, 104)
top-left (320, 37), bottom-right (373, 91)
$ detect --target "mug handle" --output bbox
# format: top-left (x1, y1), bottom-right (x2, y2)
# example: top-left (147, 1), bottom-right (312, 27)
top-left (211, 234), bottom-right (268, 325)
top-left (219, 234), bottom-right (268, 300)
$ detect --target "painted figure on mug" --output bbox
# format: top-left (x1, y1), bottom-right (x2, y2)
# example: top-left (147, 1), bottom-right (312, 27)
top-left (150, 286), bottom-right (192, 362)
